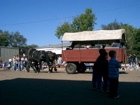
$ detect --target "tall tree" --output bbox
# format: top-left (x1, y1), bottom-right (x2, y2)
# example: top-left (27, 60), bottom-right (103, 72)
top-left (72, 8), bottom-right (96, 32)
top-left (55, 8), bottom-right (97, 39)
top-left (55, 22), bottom-right (72, 39)
top-left (132, 28), bottom-right (140, 57)
top-left (8, 32), bottom-right (27, 47)
top-left (101, 20), bottom-right (139, 56)
top-left (0, 30), bottom-right (9, 46)
top-left (101, 19), bottom-right (123, 30)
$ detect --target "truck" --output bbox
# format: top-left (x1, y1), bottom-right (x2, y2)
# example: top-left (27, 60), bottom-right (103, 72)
top-left (61, 29), bottom-right (126, 74)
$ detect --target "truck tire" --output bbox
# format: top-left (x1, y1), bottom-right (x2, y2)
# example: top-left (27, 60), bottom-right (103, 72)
top-left (66, 63), bottom-right (77, 74)
top-left (77, 63), bottom-right (86, 73)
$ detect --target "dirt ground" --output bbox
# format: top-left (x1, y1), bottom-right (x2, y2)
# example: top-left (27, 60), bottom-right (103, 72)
top-left (0, 68), bottom-right (140, 105)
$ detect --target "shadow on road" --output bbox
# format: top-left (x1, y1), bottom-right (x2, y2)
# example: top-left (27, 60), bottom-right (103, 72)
top-left (0, 77), bottom-right (140, 105)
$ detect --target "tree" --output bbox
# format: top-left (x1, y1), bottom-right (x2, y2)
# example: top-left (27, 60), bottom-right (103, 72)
top-left (55, 22), bottom-right (73, 39)
top-left (101, 20), bottom-right (139, 57)
top-left (0, 30), bottom-right (9, 46)
top-left (72, 8), bottom-right (96, 32)
top-left (8, 32), bottom-right (27, 47)
top-left (26, 44), bottom-right (38, 49)
top-left (101, 20), bottom-right (124, 30)
top-left (121, 25), bottom-right (136, 54)
top-left (55, 8), bottom-right (97, 39)
top-left (132, 28), bottom-right (140, 57)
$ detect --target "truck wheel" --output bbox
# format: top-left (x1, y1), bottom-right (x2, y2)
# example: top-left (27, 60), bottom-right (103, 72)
top-left (66, 63), bottom-right (77, 74)
top-left (77, 63), bottom-right (86, 73)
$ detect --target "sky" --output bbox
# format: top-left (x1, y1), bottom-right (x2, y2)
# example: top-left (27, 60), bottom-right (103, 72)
top-left (0, 0), bottom-right (140, 47)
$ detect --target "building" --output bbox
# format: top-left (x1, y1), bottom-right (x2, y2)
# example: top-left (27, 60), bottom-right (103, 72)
top-left (0, 47), bottom-right (19, 63)
top-left (36, 42), bottom-right (71, 55)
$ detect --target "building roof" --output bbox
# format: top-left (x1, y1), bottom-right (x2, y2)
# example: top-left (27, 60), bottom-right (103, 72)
top-left (37, 42), bottom-right (72, 49)
top-left (36, 43), bottom-right (72, 54)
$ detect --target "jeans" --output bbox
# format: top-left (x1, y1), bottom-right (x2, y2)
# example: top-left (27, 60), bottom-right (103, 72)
top-left (12, 63), bottom-right (16, 71)
top-left (18, 62), bottom-right (21, 71)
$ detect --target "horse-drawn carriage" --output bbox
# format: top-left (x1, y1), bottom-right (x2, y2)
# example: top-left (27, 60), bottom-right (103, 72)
top-left (61, 29), bottom-right (126, 74)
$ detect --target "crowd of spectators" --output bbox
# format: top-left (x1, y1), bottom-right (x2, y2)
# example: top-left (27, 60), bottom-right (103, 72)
top-left (121, 54), bottom-right (140, 71)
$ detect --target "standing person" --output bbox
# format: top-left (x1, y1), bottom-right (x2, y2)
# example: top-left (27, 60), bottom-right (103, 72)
top-left (16, 55), bottom-right (19, 70)
top-left (92, 49), bottom-right (108, 91)
top-left (100, 52), bottom-right (109, 92)
top-left (132, 54), bottom-right (137, 65)
top-left (108, 50), bottom-right (121, 99)
top-left (3, 61), bottom-right (7, 70)
top-left (57, 56), bottom-right (62, 67)
top-left (12, 55), bottom-right (16, 71)
top-left (8, 58), bottom-right (12, 69)
top-left (21, 56), bottom-right (25, 70)
top-left (17, 58), bottom-right (21, 71)
top-left (24, 56), bottom-right (29, 72)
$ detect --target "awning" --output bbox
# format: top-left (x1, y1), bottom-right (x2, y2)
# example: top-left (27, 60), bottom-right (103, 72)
top-left (62, 29), bottom-right (125, 41)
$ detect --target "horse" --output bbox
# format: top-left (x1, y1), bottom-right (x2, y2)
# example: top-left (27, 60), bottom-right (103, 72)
top-left (19, 48), bottom-right (59, 73)
top-left (19, 48), bottom-right (50, 73)
top-left (46, 51), bottom-right (58, 72)
top-left (28, 50), bottom-right (50, 73)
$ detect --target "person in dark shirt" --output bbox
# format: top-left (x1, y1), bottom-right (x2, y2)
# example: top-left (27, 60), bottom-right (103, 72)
top-left (92, 49), bottom-right (108, 92)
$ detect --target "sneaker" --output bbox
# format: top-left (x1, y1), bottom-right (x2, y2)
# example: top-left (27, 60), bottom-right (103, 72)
top-left (114, 95), bottom-right (120, 99)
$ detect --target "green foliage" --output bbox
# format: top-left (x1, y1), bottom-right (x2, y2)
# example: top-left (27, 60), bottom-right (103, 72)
top-left (0, 30), bottom-right (27, 47)
top-left (26, 44), bottom-right (38, 49)
top-left (8, 32), bottom-right (27, 47)
top-left (101, 20), bottom-right (140, 58)
top-left (132, 28), bottom-right (140, 58)
top-left (55, 22), bottom-right (73, 39)
top-left (72, 8), bottom-right (96, 32)
top-left (0, 30), bottom-right (9, 46)
top-left (101, 19), bottom-right (123, 30)
top-left (55, 8), bottom-right (97, 39)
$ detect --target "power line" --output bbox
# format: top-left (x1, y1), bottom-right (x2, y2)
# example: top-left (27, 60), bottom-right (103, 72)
top-left (0, 3), bottom-right (139, 27)
top-left (0, 16), bottom-right (74, 26)
top-left (94, 3), bottom-right (140, 13)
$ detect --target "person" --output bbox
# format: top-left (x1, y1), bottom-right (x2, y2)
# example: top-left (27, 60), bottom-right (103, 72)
top-left (3, 61), bottom-right (7, 70)
top-left (84, 44), bottom-right (89, 49)
top-left (132, 54), bottom-right (137, 65)
top-left (92, 49), bottom-right (108, 91)
top-left (6, 63), bottom-right (11, 70)
top-left (17, 58), bottom-right (21, 71)
top-left (57, 56), bottom-right (62, 67)
top-left (24, 57), bottom-right (29, 72)
top-left (128, 54), bottom-right (133, 66)
top-left (134, 63), bottom-right (139, 71)
top-left (108, 50), bottom-right (121, 99)
top-left (21, 56), bottom-right (25, 70)
top-left (16, 55), bottom-right (19, 70)
top-left (111, 40), bottom-right (122, 48)
top-left (8, 58), bottom-right (12, 69)
top-left (12, 55), bottom-right (17, 71)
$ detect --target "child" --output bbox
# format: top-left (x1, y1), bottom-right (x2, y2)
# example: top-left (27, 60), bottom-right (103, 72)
top-left (108, 50), bottom-right (121, 99)
top-left (92, 49), bottom-right (108, 91)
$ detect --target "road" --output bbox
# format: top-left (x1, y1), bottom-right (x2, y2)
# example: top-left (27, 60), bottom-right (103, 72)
top-left (0, 68), bottom-right (140, 105)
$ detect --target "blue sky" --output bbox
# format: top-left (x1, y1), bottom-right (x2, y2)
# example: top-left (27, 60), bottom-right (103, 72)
top-left (0, 0), bottom-right (140, 47)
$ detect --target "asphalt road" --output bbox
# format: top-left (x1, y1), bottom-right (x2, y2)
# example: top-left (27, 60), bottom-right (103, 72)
top-left (0, 68), bottom-right (140, 105)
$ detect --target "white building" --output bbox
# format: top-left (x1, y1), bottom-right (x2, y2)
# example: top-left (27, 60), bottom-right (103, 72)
top-left (36, 43), bottom-right (71, 55)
